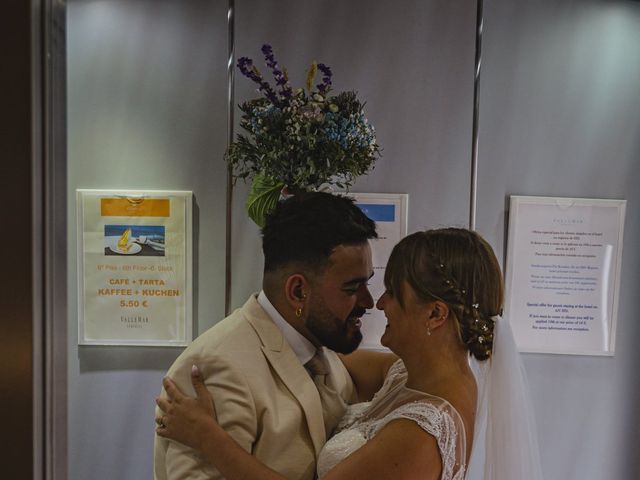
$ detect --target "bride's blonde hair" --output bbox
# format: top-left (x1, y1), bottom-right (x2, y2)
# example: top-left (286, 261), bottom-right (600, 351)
top-left (384, 228), bottom-right (503, 360)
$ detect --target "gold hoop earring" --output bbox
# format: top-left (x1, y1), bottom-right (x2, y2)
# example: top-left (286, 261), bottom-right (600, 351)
top-left (295, 307), bottom-right (303, 318)
top-left (426, 325), bottom-right (431, 336)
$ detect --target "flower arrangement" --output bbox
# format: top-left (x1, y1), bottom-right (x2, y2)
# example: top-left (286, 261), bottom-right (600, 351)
top-left (225, 44), bottom-right (381, 227)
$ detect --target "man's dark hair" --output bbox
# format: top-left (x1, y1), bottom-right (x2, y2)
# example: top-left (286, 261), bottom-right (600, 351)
top-left (262, 192), bottom-right (377, 273)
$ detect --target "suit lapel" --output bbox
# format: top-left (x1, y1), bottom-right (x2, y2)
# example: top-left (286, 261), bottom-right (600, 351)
top-left (244, 297), bottom-right (327, 456)
top-left (261, 348), bottom-right (327, 455)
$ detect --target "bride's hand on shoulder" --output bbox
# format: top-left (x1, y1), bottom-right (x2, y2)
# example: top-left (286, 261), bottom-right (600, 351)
top-left (156, 365), bottom-right (219, 450)
top-left (157, 366), bottom-right (286, 480)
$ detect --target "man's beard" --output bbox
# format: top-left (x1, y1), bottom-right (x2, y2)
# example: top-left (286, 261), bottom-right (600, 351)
top-left (306, 303), bottom-right (365, 354)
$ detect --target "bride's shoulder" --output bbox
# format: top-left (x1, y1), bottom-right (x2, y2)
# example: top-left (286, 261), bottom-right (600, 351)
top-left (433, 374), bottom-right (477, 431)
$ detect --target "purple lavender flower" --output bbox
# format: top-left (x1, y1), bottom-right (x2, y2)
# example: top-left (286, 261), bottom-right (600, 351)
top-left (237, 56), bottom-right (279, 104)
top-left (261, 44), bottom-right (292, 99)
top-left (316, 63), bottom-right (333, 94)
top-left (238, 57), bottom-right (260, 83)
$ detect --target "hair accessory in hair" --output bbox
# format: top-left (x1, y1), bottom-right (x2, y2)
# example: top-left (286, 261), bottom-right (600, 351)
top-left (432, 255), bottom-right (466, 303)
top-left (227, 44), bottom-right (381, 227)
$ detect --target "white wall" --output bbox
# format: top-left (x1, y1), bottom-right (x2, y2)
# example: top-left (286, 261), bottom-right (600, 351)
top-left (477, 1), bottom-right (640, 478)
top-left (67, 1), bottom-right (228, 478)
top-left (65, 0), bottom-right (640, 478)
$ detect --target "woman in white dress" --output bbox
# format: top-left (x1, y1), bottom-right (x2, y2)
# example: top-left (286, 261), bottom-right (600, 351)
top-left (156, 228), bottom-right (541, 480)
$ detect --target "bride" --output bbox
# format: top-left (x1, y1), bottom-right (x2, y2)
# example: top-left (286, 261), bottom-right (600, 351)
top-left (156, 228), bottom-right (542, 480)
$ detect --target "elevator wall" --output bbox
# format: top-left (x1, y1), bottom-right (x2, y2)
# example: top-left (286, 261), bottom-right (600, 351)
top-left (64, 1), bottom-right (640, 479)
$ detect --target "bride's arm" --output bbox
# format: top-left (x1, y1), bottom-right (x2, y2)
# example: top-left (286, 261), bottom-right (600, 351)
top-left (156, 366), bottom-right (285, 480)
top-left (339, 350), bottom-right (398, 402)
top-left (322, 419), bottom-right (442, 480)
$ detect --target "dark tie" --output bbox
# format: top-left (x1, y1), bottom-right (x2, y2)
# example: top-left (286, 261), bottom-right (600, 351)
top-left (305, 348), bottom-right (347, 438)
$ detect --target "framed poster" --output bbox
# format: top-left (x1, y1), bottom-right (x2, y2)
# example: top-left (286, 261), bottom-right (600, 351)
top-left (505, 196), bottom-right (626, 355)
top-left (77, 189), bottom-right (193, 346)
top-left (349, 193), bottom-right (409, 351)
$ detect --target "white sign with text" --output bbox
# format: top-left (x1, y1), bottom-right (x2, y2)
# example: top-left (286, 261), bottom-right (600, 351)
top-left (505, 196), bottom-right (626, 355)
top-left (77, 189), bottom-right (193, 346)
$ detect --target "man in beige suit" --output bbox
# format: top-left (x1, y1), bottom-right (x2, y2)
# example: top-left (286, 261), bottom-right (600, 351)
top-left (154, 192), bottom-right (377, 479)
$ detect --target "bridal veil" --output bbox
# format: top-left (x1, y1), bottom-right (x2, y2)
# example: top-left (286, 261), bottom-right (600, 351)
top-left (467, 317), bottom-right (544, 480)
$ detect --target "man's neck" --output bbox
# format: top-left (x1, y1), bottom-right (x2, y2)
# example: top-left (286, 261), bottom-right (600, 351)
top-left (257, 291), bottom-right (317, 364)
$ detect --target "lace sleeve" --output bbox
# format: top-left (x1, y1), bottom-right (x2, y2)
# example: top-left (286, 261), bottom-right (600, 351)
top-left (364, 401), bottom-right (467, 480)
top-left (385, 359), bottom-right (407, 382)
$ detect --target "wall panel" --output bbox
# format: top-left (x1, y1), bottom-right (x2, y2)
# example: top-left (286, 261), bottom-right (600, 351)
top-left (66, 1), bottom-right (229, 478)
top-left (477, 1), bottom-right (640, 478)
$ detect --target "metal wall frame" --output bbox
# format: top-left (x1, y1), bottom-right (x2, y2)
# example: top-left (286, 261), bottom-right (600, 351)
top-left (41, 1), bottom-right (68, 479)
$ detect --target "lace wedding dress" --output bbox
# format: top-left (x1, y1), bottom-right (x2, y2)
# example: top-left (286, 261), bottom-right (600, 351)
top-left (316, 360), bottom-right (466, 480)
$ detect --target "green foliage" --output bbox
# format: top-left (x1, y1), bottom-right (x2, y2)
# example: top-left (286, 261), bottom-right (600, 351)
top-left (225, 90), bottom-right (379, 193)
top-left (245, 174), bottom-right (285, 228)
top-left (228, 48), bottom-right (382, 226)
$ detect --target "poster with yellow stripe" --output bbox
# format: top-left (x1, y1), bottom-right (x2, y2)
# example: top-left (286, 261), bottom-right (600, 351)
top-left (77, 189), bottom-right (192, 346)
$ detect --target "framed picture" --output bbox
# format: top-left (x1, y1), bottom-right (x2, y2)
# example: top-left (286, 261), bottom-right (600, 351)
top-left (505, 196), bottom-right (626, 355)
top-left (349, 192), bottom-right (409, 351)
top-left (77, 189), bottom-right (193, 346)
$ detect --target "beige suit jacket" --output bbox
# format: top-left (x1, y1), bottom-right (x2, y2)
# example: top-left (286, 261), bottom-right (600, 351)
top-left (154, 294), bottom-right (355, 480)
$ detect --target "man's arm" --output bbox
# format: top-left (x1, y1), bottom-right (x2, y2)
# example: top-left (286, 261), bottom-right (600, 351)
top-left (155, 355), bottom-right (257, 480)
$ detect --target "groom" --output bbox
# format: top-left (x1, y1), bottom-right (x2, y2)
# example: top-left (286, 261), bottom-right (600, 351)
top-left (154, 192), bottom-right (377, 480)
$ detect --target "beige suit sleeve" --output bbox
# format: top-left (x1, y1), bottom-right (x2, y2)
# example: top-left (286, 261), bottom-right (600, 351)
top-left (155, 355), bottom-right (257, 480)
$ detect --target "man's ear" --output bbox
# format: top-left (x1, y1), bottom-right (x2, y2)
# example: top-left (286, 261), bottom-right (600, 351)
top-left (284, 273), bottom-right (309, 309)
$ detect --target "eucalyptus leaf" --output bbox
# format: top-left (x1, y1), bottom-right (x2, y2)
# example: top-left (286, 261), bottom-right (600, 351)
top-left (246, 174), bottom-right (285, 227)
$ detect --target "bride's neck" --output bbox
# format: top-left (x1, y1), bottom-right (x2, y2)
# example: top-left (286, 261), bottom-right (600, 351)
top-left (403, 343), bottom-right (472, 393)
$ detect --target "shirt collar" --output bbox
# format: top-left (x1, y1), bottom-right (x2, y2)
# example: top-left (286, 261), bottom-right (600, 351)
top-left (257, 290), bottom-right (317, 365)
